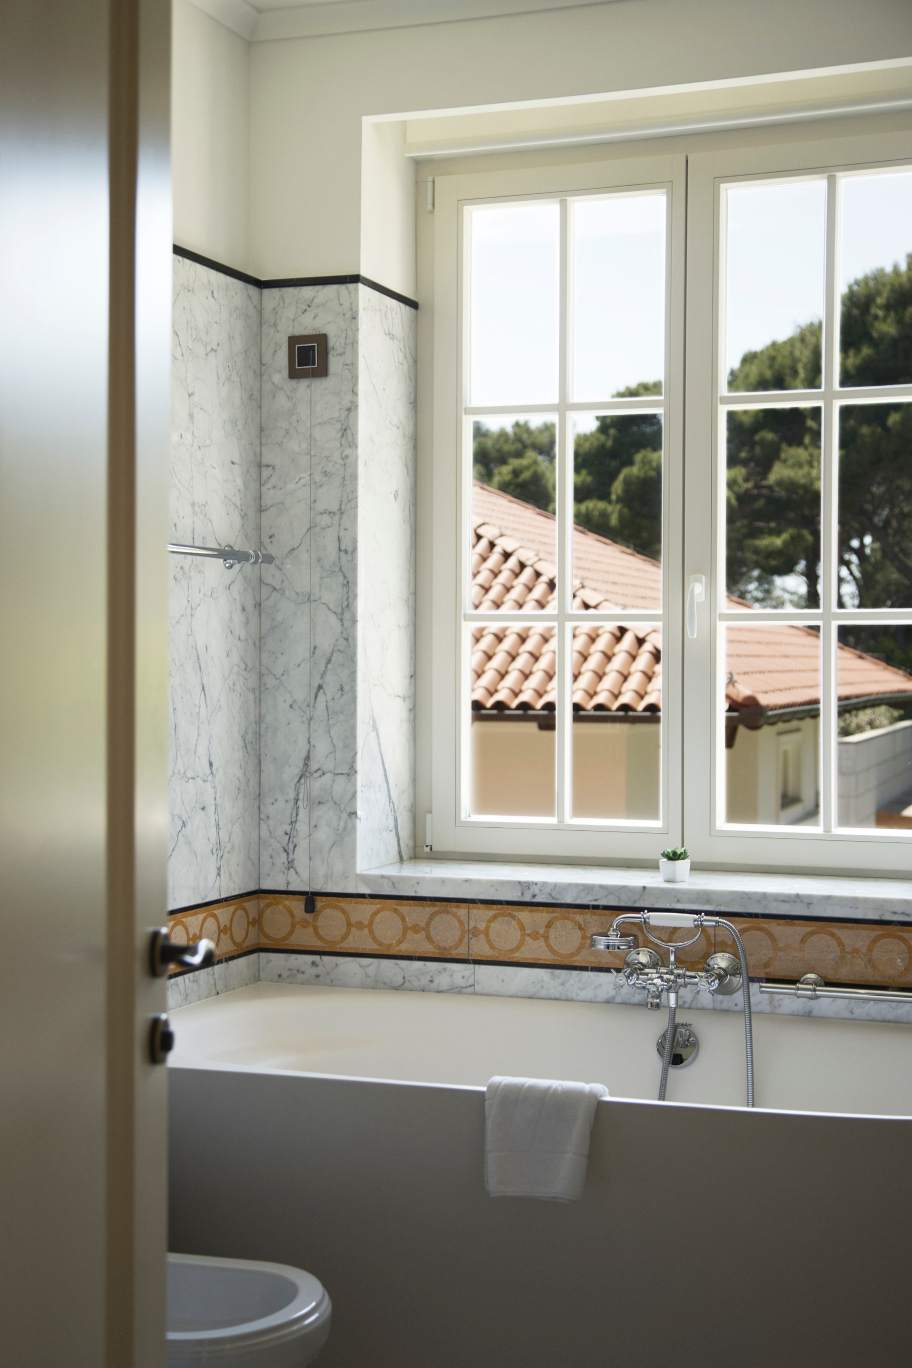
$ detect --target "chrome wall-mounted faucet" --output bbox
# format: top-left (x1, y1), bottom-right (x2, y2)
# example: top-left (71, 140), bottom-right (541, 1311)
top-left (591, 910), bottom-right (755, 1107)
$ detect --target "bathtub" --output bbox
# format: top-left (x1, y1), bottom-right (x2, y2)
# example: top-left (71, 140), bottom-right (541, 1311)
top-left (170, 982), bottom-right (911, 1368)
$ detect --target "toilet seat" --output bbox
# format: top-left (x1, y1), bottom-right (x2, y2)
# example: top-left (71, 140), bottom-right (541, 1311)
top-left (168, 1253), bottom-right (331, 1365)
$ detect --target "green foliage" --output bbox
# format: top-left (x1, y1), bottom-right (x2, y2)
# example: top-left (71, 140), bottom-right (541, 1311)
top-left (838, 705), bottom-right (904, 738)
top-left (473, 257), bottom-right (912, 669)
top-left (473, 387), bottom-right (662, 559)
top-left (660, 846), bottom-right (689, 861)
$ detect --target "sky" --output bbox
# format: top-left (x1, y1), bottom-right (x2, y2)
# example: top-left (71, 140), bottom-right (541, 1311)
top-left (468, 168), bottom-right (912, 412)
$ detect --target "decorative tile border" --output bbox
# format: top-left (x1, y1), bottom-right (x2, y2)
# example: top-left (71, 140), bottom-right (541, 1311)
top-left (167, 894), bottom-right (260, 971)
top-left (729, 916), bottom-right (912, 989)
top-left (168, 891), bottom-right (912, 992)
top-left (468, 902), bottom-right (712, 969)
top-left (259, 894), bottom-right (469, 960)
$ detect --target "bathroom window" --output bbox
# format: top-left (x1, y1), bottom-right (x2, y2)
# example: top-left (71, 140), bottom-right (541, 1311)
top-left (426, 129), bottom-right (912, 871)
top-left (428, 153), bottom-right (685, 861)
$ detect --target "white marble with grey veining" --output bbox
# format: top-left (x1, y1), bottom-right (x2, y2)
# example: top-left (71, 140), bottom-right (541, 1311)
top-left (359, 858), bottom-right (912, 923)
top-left (356, 287), bottom-right (417, 872)
top-left (169, 948), bottom-right (912, 1023)
top-left (166, 952), bottom-right (260, 1010)
top-left (169, 257), bottom-right (261, 909)
top-left (259, 951), bottom-right (473, 994)
top-left (472, 963), bottom-right (707, 1010)
top-left (260, 285), bottom-right (360, 893)
top-left (743, 980), bottom-right (912, 1025)
top-left (260, 283), bottom-right (417, 894)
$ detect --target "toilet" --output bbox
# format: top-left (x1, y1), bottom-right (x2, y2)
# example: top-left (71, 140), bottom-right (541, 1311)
top-left (167, 1253), bottom-right (331, 1366)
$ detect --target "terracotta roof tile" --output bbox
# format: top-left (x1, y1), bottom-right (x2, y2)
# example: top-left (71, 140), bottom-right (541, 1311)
top-left (469, 484), bottom-right (912, 717)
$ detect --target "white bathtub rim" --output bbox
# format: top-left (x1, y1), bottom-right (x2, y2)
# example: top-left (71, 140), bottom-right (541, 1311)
top-left (169, 1052), bottom-right (912, 1127)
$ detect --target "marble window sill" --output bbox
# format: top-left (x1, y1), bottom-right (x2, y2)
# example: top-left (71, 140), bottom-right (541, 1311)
top-left (359, 859), bottom-right (912, 923)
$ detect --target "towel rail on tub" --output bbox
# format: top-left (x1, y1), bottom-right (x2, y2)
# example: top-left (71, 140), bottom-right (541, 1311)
top-left (760, 973), bottom-right (912, 1005)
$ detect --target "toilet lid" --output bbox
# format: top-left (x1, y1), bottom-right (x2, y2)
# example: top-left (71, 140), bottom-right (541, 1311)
top-left (168, 1253), bottom-right (331, 1359)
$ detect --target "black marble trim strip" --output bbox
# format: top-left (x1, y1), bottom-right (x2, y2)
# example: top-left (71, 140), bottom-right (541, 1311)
top-left (258, 946), bottom-right (597, 974)
top-left (172, 243), bottom-right (261, 288)
top-left (172, 245), bottom-right (419, 310)
top-left (260, 272), bottom-right (419, 310)
top-left (257, 887), bottom-right (912, 929)
top-left (209, 946), bottom-right (901, 992)
top-left (166, 887), bottom-right (912, 932)
top-left (260, 946), bottom-right (473, 968)
top-left (168, 946), bottom-right (259, 979)
top-left (168, 889), bottom-right (261, 916)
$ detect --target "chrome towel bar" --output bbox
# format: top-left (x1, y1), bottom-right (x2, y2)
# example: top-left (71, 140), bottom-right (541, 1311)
top-left (760, 974), bottom-right (912, 1005)
top-left (168, 542), bottom-right (274, 568)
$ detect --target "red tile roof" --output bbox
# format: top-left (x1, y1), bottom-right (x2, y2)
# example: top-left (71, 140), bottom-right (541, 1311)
top-left (470, 483), bottom-right (912, 717)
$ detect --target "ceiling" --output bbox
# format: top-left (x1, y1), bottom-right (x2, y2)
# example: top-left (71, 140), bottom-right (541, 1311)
top-left (193, 0), bottom-right (624, 42)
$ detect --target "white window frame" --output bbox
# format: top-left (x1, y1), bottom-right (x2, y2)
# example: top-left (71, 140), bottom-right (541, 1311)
top-left (425, 127), bottom-right (912, 872)
top-left (430, 154), bottom-right (686, 860)
top-left (685, 128), bottom-right (912, 874)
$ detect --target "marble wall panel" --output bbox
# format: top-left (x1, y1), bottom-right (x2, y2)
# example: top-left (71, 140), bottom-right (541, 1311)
top-left (165, 891), bottom-right (912, 1024)
top-left (356, 287), bottom-right (417, 870)
top-left (260, 283), bottom-right (418, 892)
top-left (169, 257), bottom-right (262, 908)
top-left (260, 284), bottom-right (360, 893)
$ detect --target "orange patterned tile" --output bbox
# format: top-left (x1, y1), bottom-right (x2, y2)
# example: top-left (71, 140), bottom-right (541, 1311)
top-left (729, 917), bottom-right (912, 987)
top-left (468, 903), bottom-right (712, 969)
top-left (166, 891), bottom-right (912, 993)
top-left (258, 894), bottom-right (470, 960)
top-left (167, 895), bottom-right (259, 971)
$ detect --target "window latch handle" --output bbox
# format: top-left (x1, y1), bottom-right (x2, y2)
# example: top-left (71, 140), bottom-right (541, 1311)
top-left (686, 574), bottom-right (706, 640)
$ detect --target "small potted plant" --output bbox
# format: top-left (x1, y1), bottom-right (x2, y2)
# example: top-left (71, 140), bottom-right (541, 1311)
top-left (659, 846), bottom-right (690, 883)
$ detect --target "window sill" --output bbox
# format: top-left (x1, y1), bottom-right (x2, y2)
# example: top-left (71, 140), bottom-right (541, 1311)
top-left (359, 859), bottom-right (912, 923)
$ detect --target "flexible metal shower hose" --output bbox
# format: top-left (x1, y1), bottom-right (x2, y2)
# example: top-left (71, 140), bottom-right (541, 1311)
top-left (658, 998), bottom-right (677, 1102)
top-left (656, 917), bottom-right (755, 1107)
top-left (722, 918), bottom-right (755, 1108)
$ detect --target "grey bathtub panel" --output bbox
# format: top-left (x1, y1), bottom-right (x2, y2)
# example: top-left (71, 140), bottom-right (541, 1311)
top-left (169, 1067), bottom-right (911, 1368)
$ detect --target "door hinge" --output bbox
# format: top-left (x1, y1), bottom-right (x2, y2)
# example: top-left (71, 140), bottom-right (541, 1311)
top-left (424, 813), bottom-right (433, 852)
top-left (425, 177), bottom-right (436, 213)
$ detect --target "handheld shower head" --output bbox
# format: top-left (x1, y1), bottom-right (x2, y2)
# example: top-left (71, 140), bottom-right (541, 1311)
top-left (591, 932), bottom-right (639, 951)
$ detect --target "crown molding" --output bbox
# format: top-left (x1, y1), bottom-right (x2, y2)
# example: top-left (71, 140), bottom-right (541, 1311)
top-left (188, 0), bottom-right (258, 40)
top-left (188, 0), bottom-right (623, 43)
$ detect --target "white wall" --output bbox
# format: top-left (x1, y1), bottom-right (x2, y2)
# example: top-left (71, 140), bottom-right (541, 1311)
top-left (171, 1), bottom-right (912, 285)
top-left (172, 0), bottom-right (251, 272)
top-left (360, 120), bottom-right (416, 291)
top-left (839, 720), bottom-right (912, 827)
top-left (248, 0), bottom-right (912, 289)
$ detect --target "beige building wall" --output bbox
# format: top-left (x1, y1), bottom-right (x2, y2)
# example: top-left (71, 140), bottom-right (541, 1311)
top-left (471, 719), bottom-right (660, 821)
top-left (726, 718), bottom-right (820, 826)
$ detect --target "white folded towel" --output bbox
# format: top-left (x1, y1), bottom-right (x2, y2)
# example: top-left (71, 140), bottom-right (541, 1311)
top-left (484, 1075), bottom-right (609, 1202)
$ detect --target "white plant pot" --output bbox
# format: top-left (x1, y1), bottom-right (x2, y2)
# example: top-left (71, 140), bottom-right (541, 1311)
top-left (659, 857), bottom-right (690, 883)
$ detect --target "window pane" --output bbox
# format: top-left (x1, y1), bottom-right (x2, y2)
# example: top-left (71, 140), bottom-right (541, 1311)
top-left (472, 417), bottom-right (556, 609)
top-left (570, 191), bottom-right (665, 401)
top-left (837, 403), bottom-right (912, 609)
top-left (468, 201), bottom-right (559, 407)
top-left (726, 407), bottom-right (821, 609)
top-left (469, 624), bottom-right (555, 817)
top-left (571, 623), bottom-right (660, 820)
top-left (837, 626), bottom-right (912, 830)
top-left (572, 413), bottom-right (662, 611)
top-left (724, 625), bottom-right (820, 826)
top-left (840, 170), bottom-right (912, 388)
top-left (723, 179), bottom-right (826, 392)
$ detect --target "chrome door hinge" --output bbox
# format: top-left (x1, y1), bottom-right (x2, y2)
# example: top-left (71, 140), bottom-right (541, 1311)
top-left (425, 177), bottom-right (436, 213)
